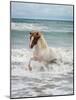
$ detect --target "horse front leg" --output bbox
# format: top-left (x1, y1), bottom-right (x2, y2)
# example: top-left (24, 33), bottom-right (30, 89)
top-left (28, 56), bottom-right (38, 71)
top-left (28, 57), bottom-right (33, 71)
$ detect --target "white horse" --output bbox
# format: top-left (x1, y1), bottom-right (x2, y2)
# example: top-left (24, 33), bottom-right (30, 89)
top-left (28, 31), bottom-right (57, 71)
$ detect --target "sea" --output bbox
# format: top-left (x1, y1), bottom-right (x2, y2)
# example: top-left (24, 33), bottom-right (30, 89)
top-left (11, 18), bottom-right (73, 98)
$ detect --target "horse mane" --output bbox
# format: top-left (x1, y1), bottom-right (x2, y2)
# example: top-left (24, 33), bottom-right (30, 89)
top-left (37, 33), bottom-right (48, 49)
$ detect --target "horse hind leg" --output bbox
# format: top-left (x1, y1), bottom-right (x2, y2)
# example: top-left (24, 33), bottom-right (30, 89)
top-left (50, 58), bottom-right (62, 66)
top-left (43, 62), bottom-right (49, 71)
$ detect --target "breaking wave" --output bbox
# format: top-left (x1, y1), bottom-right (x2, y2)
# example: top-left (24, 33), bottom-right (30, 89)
top-left (11, 22), bottom-right (73, 33)
top-left (11, 47), bottom-right (73, 98)
top-left (11, 47), bottom-right (73, 76)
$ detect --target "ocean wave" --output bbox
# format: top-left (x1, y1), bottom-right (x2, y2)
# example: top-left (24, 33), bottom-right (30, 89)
top-left (11, 22), bottom-right (73, 33)
top-left (11, 47), bottom-right (73, 98)
top-left (11, 22), bottom-right (48, 32)
top-left (11, 47), bottom-right (73, 76)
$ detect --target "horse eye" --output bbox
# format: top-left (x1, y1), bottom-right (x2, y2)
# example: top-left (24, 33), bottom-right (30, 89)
top-left (30, 32), bottom-right (31, 35)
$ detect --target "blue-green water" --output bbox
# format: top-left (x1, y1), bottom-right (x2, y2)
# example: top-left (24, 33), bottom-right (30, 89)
top-left (11, 18), bottom-right (73, 49)
top-left (11, 18), bottom-right (73, 98)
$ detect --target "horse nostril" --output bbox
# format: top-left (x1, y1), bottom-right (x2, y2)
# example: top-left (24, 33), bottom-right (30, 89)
top-left (29, 42), bottom-right (33, 49)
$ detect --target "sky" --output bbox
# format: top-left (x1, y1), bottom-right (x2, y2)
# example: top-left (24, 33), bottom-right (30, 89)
top-left (11, 2), bottom-right (73, 21)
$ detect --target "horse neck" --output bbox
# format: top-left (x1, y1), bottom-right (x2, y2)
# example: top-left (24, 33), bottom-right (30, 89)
top-left (35, 35), bottom-right (49, 50)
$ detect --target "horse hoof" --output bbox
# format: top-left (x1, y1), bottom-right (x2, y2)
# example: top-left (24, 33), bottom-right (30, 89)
top-left (29, 67), bottom-right (32, 71)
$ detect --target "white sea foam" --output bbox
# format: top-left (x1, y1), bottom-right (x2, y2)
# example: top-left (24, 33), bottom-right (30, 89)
top-left (11, 22), bottom-right (72, 33)
top-left (11, 47), bottom-right (73, 76)
top-left (11, 47), bottom-right (73, 98)
top-left (11, 22), bottom-right (48, 32)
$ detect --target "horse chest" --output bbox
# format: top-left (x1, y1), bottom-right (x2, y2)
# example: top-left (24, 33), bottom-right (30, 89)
top-left (34, 49), bottom-right (48, 61)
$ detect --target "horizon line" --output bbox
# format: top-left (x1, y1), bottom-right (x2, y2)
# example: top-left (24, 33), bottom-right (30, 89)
top-left (11, 17), bottom-right (73, 21)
